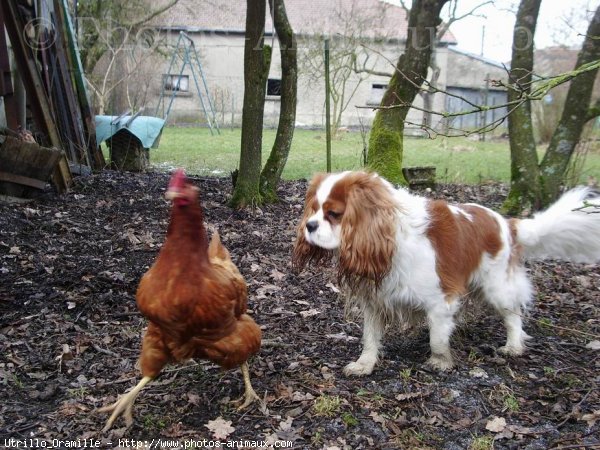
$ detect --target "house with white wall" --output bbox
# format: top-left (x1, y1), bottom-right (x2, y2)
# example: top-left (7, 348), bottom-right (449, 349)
top-left (143, 0), bottom-right (456, 129)
top-left (123, 0), bottom-right (506, 132)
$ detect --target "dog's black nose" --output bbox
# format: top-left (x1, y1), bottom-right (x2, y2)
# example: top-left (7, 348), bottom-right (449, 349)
top-left (306, 221), bottom-right (318, 233)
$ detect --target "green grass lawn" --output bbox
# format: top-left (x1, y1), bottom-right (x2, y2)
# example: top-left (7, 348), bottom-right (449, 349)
top-left (147, 126), bottom-right (600, 184)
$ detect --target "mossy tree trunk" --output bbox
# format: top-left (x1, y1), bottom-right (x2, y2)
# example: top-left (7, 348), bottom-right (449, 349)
top-left (259, 0), bottom-right (297, 203)
top-left (230, 0), bottom-right (272, 208)
top-left (366, 0), bottom-right (448, 184)
top-left (503, 2), bottom-right (600, 214)
top-left (502, 0), bottom-right (543, 215)
top-left (539, 5), bottom-right (600, 204)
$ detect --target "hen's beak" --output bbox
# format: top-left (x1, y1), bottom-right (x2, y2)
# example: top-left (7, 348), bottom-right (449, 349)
top-left (165, 189), bottom-right (181, 200)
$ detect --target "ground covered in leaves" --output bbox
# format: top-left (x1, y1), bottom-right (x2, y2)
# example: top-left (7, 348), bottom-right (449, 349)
top-left (0, 171), bottom-right (599, 449)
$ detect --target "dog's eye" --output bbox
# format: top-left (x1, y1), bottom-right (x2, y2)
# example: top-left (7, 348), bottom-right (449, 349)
top-left (327, 210), bottom-right (342, 220)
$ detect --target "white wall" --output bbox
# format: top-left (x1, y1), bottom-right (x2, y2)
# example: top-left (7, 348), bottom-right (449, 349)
top-left (144, 31), bottom-right (451, 131)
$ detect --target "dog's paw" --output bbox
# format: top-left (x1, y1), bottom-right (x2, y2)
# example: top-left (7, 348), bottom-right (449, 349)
top-left (498, 344), bottom-right (525, 356)
top-left (343, 360), bottom-right (375, 377)
top-left (499, 331), bottom-right (531, 355)
top-left (425, 353), bottom-right (454, 371)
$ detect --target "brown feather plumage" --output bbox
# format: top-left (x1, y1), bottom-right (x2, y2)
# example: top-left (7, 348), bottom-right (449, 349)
top-left (98, 171), bottom-right (261, 431)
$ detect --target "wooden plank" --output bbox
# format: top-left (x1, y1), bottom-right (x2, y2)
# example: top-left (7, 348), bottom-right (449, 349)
top-left (0, 7), bottom-right (18, 131)
top-left (55, 0), bottom-right (104, 169)
top-left (0, 171), bottom-right (48, 189)
top-left (0, 135), bottom-right (63, 197)
top-left (1, 1), bottom-right (72, 193)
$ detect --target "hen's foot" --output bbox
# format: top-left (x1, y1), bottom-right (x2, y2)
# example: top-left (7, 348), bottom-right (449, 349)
top-left (233, 362), bottom-right (261, 410)
top-left (97, 376), bottom-right (152, 432)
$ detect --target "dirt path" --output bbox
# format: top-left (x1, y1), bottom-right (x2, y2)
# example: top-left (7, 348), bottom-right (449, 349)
top-left (0, 171), bottom-right (598, 449)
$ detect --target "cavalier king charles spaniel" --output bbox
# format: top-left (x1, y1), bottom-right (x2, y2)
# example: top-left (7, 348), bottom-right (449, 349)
top-left (293, 171), bottom-right (600, 375)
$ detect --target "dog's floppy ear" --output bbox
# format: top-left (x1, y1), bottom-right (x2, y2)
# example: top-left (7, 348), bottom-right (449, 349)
top-left (292, 173), bottom-right (332, 272)
top-left (338, 172), bottom-right (397, 286)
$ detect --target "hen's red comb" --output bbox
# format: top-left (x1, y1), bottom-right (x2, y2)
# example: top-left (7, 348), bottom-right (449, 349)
top-left (168, 168), bottom-right (187, 191)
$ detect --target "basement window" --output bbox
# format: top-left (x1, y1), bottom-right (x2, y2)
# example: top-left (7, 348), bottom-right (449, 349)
top-left (267, 78), bottom-right (282, 97)
top-left (368, 83), bottom-right (387, 106)
top-left (164, 74), bottom-right (189, 92)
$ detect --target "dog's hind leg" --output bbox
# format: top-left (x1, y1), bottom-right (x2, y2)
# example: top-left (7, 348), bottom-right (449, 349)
top-left (480, 265), bottom-right (533, 355)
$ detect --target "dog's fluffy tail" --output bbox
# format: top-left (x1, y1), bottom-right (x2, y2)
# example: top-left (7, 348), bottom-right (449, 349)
top-left (515, 187), bottom-right (600, 263)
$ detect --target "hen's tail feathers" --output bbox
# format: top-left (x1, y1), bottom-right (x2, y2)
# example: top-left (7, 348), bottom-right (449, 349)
top-left (208, 230), bottom-right (230, 261)
top-left (516, 187), bottom-right (600, 263)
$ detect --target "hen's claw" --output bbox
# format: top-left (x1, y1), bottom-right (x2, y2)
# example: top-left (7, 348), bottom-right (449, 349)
top-left (97, 376), bottom-right (152, 432)
top-left (233, 362), bottom-right (261, 410)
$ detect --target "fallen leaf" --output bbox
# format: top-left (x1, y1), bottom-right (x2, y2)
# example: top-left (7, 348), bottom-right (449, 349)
top-left (370, 411), bottom-right (387, 425)
top-left (187, 393), bottom-right (200, 405)
top-left (469, 367), bottom-right (489, 378)
top-left (580, 410), bottom-right (600, 427)
top-left (293, 300), bottom-right (310, 306)
top-left (279, 416), bottom-right (294, 431)
top-left (586, 340), bottom-right (600, 350)
top-left (256, 284), bottom-right (281, 299)
top-left (507, 424), bottom-right (535, 435)
top-left (300, 308), bottom-right (321, 318)
top-left (395, 391), bottom-right (430, 401)
top-left (125, 229), bottom-right (141, 245)
top-left (326, 282), bottom-right (340, 293)
top-left (291, 391), bottom-right (315, 401)
top-left (270, 268), bottom-right (286, 281)
top-left (60, 344), bottom-right (74, 361)
top-left (325, 332), bottom-right (359, 342)
top-left (205, 417), bottom-right (235, 440)
top-left (486, 416), bottom-right (507, 433)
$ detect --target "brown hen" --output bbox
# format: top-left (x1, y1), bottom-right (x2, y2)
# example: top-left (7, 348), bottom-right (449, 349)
top-left (98, 169), bottom-right (261, 431)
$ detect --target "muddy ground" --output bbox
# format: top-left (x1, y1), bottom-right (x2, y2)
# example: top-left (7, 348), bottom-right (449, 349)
top-left (0, 171), bottom-right (598, 449)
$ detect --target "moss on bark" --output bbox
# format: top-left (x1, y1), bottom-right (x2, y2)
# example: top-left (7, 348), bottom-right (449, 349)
top-left (539, 5), bottom-right (600, 204)
top-left (229, 0), bottom-right (271, 209)
top-left (367, 114), bottom-right (406, 184)
top-left (502, 0), bottom-right (543, 214)
top-left (366, 0), bottom-right (447, 184)
top-left (259, 0), bottom-right (297, 203)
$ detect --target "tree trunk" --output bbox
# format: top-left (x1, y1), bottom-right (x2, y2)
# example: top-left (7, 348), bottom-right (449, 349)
top-left (502, 0), bottom-right (542, 215)
top-left (260, 0), bottom-right (297, 203)
top-left (539, 5), bottom-right (600, 204)
top-left (230, 0), bottom-right (272, 208)
top-left (366, 0), bottom-right (448, 184)
top-left (422, 45), bottom-right (441, 129)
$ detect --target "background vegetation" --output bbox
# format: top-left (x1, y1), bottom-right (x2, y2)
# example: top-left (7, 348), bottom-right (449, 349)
top-left (137, 127), bottom-right (600, 185)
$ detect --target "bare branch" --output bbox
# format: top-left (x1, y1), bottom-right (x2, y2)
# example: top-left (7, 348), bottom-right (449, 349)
top-left (437, 0), bottom-right (493, 39)
top-left (398, 0), bottom-right (410, 15)
top-left (126, 0), bottom-right (180, 29)
top-left (358, 39), bottom-right (600, 139)
top-left (352, 57), bottom-right (393, 78)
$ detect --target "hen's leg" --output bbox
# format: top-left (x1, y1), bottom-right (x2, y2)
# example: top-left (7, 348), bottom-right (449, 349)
top-left (98, 323), bottom-right (168, 431)
top-left (97, 376), bottom-right (152, 432)
top-left (233, 362), bottom-right (260, 410)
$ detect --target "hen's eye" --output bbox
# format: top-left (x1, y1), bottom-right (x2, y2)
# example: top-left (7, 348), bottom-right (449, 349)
top-left (327, 210), bottom-right (342, 219)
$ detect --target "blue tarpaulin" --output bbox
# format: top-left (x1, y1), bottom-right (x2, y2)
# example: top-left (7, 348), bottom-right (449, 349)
top-left (95, 115), bottom-right (165, 149)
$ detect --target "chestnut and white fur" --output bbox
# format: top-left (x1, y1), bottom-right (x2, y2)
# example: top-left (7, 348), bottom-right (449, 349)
top-left (293, 171), bottom-right (600, 375)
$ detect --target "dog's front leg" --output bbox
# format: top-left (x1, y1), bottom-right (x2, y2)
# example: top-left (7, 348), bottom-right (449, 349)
top-left (344, 306), bottom-right (384, 376)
